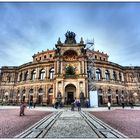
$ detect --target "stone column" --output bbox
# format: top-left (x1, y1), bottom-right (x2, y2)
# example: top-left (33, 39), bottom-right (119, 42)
top-left (60, 60), bottom-right (63, 75)
top-left (22, 71), bottom-right (25, 81)
top-left (102, 68), bottom-right (105, 81)
top-left (46, 67), bottom-right (49, 79)
top-left (36, 67), bottom-right (40, 80)
top-left (56, 60), bottom-right (59, 74)
top-left (110, 70), bottom-right (113, 81)
top-left (79, 61), bottom-right (82, 74)
top-left (82, 60), bottom-right (84, 74)
top-left (45, 67), bottom-right (47, 80)
top-left (28, 69), bottom-right (32, 80)
top-left (84, 60), bottom-right (87, 76)
top-left (122, 72), bottom-right (124, 82)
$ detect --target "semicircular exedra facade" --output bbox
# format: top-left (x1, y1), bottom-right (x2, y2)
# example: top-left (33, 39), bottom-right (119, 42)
top-left (0, 31), bottom-right (140, 107)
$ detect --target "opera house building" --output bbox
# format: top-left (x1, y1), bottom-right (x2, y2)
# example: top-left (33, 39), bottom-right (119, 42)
top-left (0, 31), bottom-right (140, 107)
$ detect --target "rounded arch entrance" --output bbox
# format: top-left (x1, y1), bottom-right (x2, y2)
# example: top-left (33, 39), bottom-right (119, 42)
top-left (65, 84), bottom-right (76, 105)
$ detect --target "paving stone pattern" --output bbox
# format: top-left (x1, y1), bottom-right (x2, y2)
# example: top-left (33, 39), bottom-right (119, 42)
top-left (15, 110), bottom-right (127, 138)
top-left (0, 109), bottom-right (51, 138)
top-left (91, 109), bottom-right (140, 138)
top-left (46, 111), bottom-right (97, 138)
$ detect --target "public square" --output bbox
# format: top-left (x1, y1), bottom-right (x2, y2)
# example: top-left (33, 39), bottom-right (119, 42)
top-left (0, 106), bottom-right (140, 138)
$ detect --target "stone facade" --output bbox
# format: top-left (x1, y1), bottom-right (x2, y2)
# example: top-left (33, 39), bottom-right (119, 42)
top-left (0, 31), bottom-right (140, 106)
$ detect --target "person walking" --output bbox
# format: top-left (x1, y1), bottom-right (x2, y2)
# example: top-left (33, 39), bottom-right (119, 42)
top-left (107, 101), bottom-right (111, 110)
top-left (121, 99), bottom-right (125, 109)
top-left (19, 102), bottom-right (26, 116)
top-left (85, 99), bottom-right (89, 108)
top-left (29, 100), bottom-right (33, 109)
top-left (77, 100), bottom-right (81, 111)
top-left (71, 102), bottom-right (75, 111)
top-left (33, 101), bottom-right (36, 108)
top-left (129, 98), bottom-right (134, 109)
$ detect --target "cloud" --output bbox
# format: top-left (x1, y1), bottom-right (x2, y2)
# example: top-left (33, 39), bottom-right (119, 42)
top-left (0, 2), bottom-right (140, 67)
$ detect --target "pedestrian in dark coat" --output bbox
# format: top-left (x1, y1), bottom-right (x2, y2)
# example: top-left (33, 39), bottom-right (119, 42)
top-left (33, 102), bottom-right (36, 108)
top-left (29, 100), bottom-right (33, 109)
top-left (19, 102), bottom-right (26, 116)
top-left (54, 101), bottom-right (58, 109)
top-left (71, 102), bottom-right (75, 111)
top-left (77, 101), bottom-right (81, 111)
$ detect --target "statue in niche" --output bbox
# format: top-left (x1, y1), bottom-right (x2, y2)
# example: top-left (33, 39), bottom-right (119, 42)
top-left (64, 31), bottom-right (76, 44)
top-left (80, 91), bottom-right (85, 107)
top-left (56, 91), bottom-right (62, 106)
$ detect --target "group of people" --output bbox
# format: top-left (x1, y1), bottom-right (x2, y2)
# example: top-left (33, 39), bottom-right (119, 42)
top-left (71, 100), bottom-right (81, 111)
top-left (19, 99), bottom-right (135, 116)
top-left (29, 101), bottom-right (36, 109)
top-left (107, 100), bottom-right (135, 110)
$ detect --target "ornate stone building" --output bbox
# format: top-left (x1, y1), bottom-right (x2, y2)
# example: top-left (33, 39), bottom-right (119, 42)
top-left (0, 31), bottom-right (140, 106)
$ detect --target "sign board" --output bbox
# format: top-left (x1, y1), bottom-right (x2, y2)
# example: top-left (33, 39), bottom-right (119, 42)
top-left (89, 90), bottom-right (98, 107)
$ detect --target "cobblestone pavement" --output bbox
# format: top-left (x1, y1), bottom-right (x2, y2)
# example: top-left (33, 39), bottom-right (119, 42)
top-left (15, 110), bottom-right (126, 138)
top-left (90, 109), bottom-right (140, 138)
top-left (1, 106), bottom-right (140, 138)
top-left (0, 108), bottom-right (51, 138)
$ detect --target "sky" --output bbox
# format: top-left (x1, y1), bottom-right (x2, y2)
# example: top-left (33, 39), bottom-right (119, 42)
top-left (0, 2), bottom-right (140, 67)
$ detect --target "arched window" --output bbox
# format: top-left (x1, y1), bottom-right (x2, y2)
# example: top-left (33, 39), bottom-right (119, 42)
top-left (96, 69), bottom-right (101, 80)
top-left (98, 88), bottom-right (102, 94)
top-left (98, 88), bottom-right (103, 105)
top-left (108, 89), bottom-right (112, 95)
top-left (119, 72), bottom-right (122, 81)
top-left (24, 71), bottom-right (29, 81)
top-left (7, 75), bottom-right (11, 82)
top-left (49, 68), bottom-right (54, 79)
top-left (38, 88), bottom-right (43, 93)
top-left (108, 89), bottom-right (112, 102)
top-left (19, 73), bottom-right (22, 81)
top-left (39, 69), bottom-right (45, 80)
top-left (113, 71), bottom-right (117, 81)
top-left (47, 88), bottom-right (53, 104)
top-left (31, 70), bottom-right (36, 80)
top-left (116, 90), bottom-right (119, 104)
top-left (29, 89), bottom-right (33, 93)
top-left (22, 89), bottom-right (26, 94)
top-left (105, 70), bottom-right (110, 80)
top-left (48, 88), bottom-right (53, 94)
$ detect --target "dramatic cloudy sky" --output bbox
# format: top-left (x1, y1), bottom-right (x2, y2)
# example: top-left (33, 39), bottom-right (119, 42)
top-left (0, 2), bottom-right (140, 67)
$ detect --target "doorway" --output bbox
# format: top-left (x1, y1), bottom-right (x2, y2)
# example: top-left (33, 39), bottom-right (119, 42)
top-left (108, 96), bottom-right (111, 103)
top-left (48, 95), bottom-right (53, 104)
top-left (116, 96), bottom-right (119, 104)
top-left (98, 95), bottom-right (103, 105)
top-left (38, 95), bottom-right (43, 104)
top-left (65, 84), bottom-right (76, 105)
top-left (67, 92), bottom-right (74, 104)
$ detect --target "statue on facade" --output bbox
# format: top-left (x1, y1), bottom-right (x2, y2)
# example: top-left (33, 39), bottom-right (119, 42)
top-left (65, 31), bottom-right (76, 44)
top-left (55, 48), bottom-right (61, 56)
top-left (81, 48), bottom-right (86, 55)
top-left (80, 91), bottom-right (85, 107)
top-left (56, 91), bottom-right (62, 107)
top-left (57, 37), bottom-right (62, 44)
